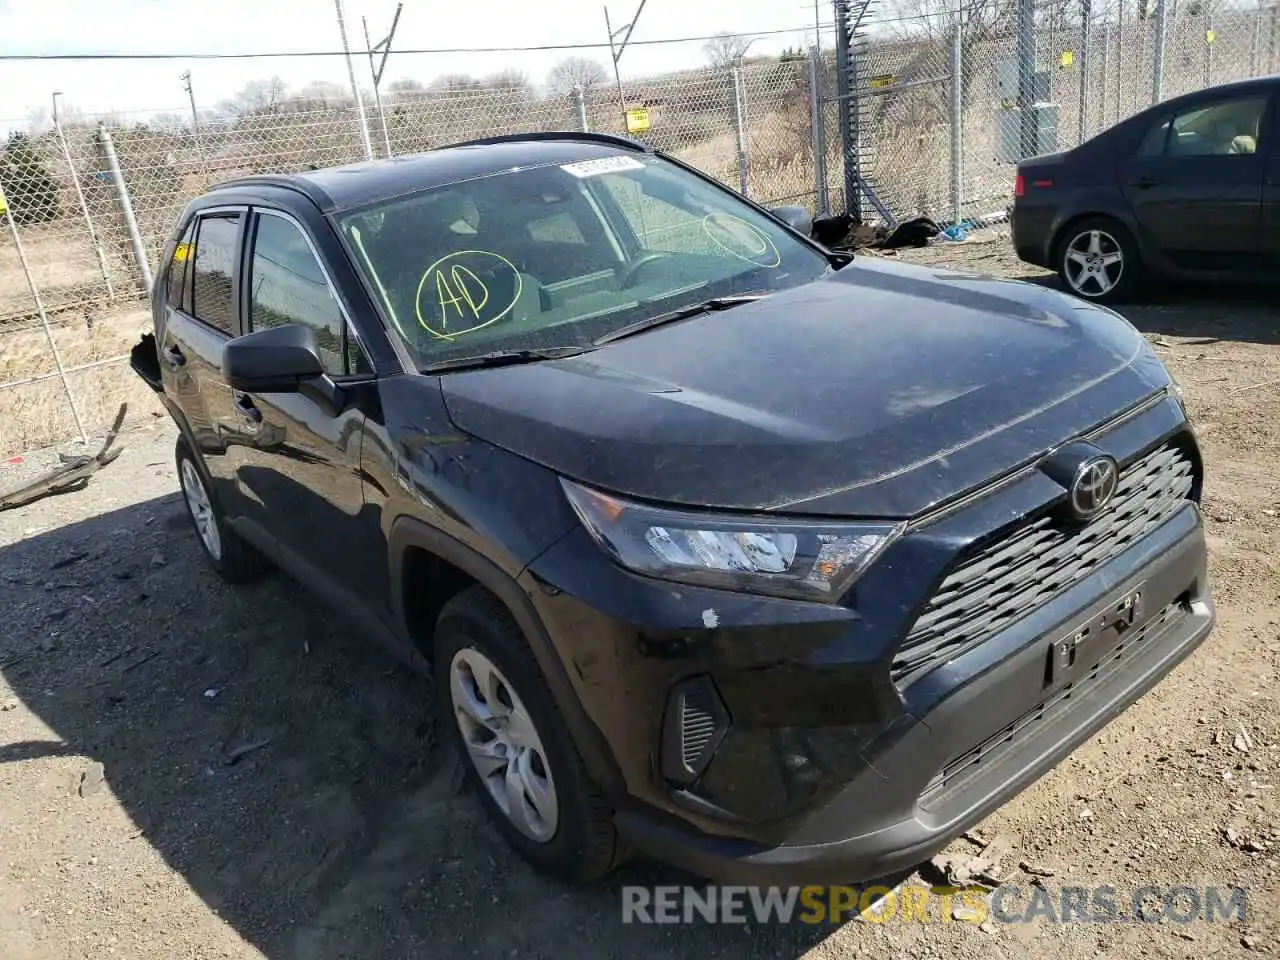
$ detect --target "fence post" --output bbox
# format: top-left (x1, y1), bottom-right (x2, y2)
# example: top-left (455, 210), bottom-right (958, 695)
top-left (950, 22), bottom-right (963, 225)
top-left (1152, 0), bottom-right (1168, 104)
top-left (1100, 24), bottom-right (1110, 128)
top-left (2, 211), bottom-right (88, 444)
top-left (334, 0), bottom-right (375, 161)
top-left (52, 110), bottom-right (114, 302)
top-left (730, 64), bottom-right (749, 196)
top-left (1114, 6), bottom-right (1124, 124)
top-left (1205, 18), bottom-right (1214, 86)
top-left (1251, 5), bottom-right (1262, 77)
top-left (808, 46), bottom-right (828, 217)
top-left (97, 123), bottom-right (153, 295)
top-left (573, 84), bottom-right (589, 132)
top-left (1078, 0), bottom-right (1092, 146)
top-left (1016, 0), bottom-right (1037, 159)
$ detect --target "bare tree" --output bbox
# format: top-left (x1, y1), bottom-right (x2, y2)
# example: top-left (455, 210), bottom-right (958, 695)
top-left (223, 77), bottom-right (289, 116)
top-left (547, 57), bottom-right (609, 95)
top-left (703, 32), bottom-right (751, 68)
top-left (296, 80), bottom-right (349, 107)
top-left (430, 73), bottom-right (483, 93)
top-left (485, 69), bottom-right (533, 98)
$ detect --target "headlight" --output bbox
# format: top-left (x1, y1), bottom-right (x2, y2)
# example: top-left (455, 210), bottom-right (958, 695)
top-left (561, 479), bottom-right (903, 602)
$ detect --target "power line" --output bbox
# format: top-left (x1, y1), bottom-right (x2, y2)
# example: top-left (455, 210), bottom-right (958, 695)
top-left (0, 23), bottom-right (838, 62)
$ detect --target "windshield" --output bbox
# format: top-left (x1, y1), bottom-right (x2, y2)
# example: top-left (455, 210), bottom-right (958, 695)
top-left (336, 152), bottom-right (830, 367)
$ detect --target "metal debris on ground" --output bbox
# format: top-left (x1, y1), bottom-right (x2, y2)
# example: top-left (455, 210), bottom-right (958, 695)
top-left (0, 404), bottom-right (128, 512)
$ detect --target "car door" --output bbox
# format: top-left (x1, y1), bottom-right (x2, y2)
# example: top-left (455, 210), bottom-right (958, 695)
top-left (223, 205), bottom-right (386, 608)
top-left (157, 208), bottom-right (248, 508)
top-left (1118, 90), bottom-right (1269, 273)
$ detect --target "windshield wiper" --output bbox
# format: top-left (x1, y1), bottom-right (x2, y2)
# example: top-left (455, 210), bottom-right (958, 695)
top-left (593, 294), bottom-right (767, 346)
top-left (422, 345), bottom-right (589, 373)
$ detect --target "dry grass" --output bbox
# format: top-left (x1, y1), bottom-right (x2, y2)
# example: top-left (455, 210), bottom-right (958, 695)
top-left (0, 304), bottom-right (161, 457)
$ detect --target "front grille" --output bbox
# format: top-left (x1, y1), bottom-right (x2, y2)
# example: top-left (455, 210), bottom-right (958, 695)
top-left (892, 441), bottom-right (1195, 686)
top-left (919, 598), bottom-right (1187, 808)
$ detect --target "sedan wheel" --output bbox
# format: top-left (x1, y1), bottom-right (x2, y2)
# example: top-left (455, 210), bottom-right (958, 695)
top-left (449, 647), bottom-right (559, 843)
top-left (1063, 228), bottom-right (1125, 299)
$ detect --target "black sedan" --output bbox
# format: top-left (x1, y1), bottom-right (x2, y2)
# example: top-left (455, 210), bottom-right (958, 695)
top-left (1011, 75), bottom-right (1274, 303)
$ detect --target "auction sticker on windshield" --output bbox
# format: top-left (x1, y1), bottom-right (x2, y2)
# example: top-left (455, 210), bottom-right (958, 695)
top-left (561, 156), bottom-right (647, 178)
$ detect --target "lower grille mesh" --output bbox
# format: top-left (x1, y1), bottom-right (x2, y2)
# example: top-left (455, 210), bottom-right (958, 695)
top-left (919, 598), bottom-right (1187, 807)
top-left (892, 441), bottom-right (1195, 686)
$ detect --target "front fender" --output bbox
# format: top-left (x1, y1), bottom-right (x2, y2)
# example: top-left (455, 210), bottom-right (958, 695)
top-left (386, 516), bottom-right (626, 799)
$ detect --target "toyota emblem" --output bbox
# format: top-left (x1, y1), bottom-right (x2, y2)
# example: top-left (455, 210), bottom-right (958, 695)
top-left (1070, 455), bottom-right (1119, 520)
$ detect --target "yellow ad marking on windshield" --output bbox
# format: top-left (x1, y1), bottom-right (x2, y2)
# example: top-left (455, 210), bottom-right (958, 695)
top-left (415, 250), bottom-right (523, 340)
top-left (701, 213), bottom-right (782, 269)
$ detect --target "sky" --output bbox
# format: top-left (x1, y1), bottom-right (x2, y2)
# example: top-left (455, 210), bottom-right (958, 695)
top-left (0, 0), bottom-right (837, 128)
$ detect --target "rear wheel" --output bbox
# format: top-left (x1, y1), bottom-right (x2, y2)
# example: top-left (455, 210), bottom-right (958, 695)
top-left (175, 438), bottom-right (269, 583)
top-left (1056, 217), bottom-right (1142, 304)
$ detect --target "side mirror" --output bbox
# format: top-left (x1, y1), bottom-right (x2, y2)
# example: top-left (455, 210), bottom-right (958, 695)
top-left (769, 205), bottom-right (813, 236)
top-left (224, 323), bottom-right (325, 393)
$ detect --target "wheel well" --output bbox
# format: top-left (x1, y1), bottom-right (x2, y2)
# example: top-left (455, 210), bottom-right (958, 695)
top-left (401, 546), bottom-right (480, 662)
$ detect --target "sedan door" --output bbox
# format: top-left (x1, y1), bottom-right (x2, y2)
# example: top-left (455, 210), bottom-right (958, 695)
top-left (1118, 90), bottom-right (1269, 273)
top-left (157, 209), bottom-right (249, 509)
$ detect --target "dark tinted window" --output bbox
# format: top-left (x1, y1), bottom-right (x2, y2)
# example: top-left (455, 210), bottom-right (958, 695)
top-left (248, 213), bottom-right (346, 375)
top-left (1137, 115), bottom-right (1172, 157)
top-left (166, 220), bottom-right (195, 310)
top-left (191, 215), bottom-right (240, 334)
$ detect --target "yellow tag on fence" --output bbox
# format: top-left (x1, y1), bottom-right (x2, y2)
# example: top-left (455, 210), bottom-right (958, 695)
top-left (1061, 50), bottom-right (1075, 68)
top-left (625, 108), bottom-right (650, 133)
top-left (1206, 29), bottom-right (1216, 44)
top-left (0, 185), bottom-right (7, 216)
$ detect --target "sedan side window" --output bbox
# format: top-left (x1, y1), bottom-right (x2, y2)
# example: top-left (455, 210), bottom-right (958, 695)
top-left (1141, 95), bottom-right (1267, 157)
top-left (248, 212), bottom-right (353, 376)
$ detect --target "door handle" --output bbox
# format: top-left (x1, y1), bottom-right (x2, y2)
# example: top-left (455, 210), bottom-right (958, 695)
top-left (1129, 175), bottom-right (1158, 189)
top-left (234, 392), bottom-right (263, 424)
top-left (162, 344), bottom-right (186, 370)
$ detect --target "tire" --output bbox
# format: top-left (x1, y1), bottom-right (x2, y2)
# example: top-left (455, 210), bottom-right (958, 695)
top-left (435, 584), bottom-right (620, 883)
top-left (1055, 216), bottom-right (1143, 304)
top-left (174, 438), bottom-right (270, 584)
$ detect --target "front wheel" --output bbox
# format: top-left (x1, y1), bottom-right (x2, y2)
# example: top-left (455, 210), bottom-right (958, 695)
top-left (1056, 218), bottom-right (1142, 304)
top-left (435, 585), bottom-right (620, 883)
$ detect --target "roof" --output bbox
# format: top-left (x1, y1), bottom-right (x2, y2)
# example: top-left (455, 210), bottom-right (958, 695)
top-left (213, 133), bottom-right (649, 214)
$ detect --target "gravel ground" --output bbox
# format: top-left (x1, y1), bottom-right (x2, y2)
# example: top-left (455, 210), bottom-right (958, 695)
top-left (1, 233), bottom-right (1277, 959)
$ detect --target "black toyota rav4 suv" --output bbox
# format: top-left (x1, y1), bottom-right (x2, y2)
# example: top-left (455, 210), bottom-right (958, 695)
top-left (131, 132), bottom-right (1214, 885)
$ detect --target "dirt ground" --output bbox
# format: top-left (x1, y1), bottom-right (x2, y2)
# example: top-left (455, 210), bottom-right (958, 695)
top-left (1, 232), bottom-right (1277, 959)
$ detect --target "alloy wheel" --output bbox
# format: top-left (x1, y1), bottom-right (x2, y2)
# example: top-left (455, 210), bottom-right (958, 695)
top-left (449, 647), bottom-right (559, 842)
top-left (180, 458), bottom-right (222, 561)
top-left (1064, 229), bottom-right (1124, 298)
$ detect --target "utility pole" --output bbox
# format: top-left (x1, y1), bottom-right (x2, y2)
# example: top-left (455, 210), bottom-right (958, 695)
top-left (604, 1), bottom-right (648, 126)
top-left (334, 0), bottom-right (375, 161)
top-left (363, 3), bottom-right (403, 158)
top-left (180, 70), bottom-right (209, 184)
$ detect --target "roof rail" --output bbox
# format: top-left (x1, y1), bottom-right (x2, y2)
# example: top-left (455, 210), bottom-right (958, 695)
top-left (203, 173), bottom-right (334, 208)
top-left (439, 131), bottom-right (650, 153)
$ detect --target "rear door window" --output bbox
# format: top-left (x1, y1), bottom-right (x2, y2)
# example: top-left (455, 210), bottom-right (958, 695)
top-left (190, 214), bottom-right (241, 335)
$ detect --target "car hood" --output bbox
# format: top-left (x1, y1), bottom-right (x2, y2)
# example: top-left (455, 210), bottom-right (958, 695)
top-left (438, 256), bottom-right (1173, 518)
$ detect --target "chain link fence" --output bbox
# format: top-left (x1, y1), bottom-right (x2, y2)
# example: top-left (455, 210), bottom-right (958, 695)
top-left (1, 4), bottom-right (1275, 455)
